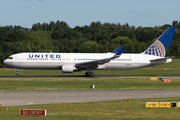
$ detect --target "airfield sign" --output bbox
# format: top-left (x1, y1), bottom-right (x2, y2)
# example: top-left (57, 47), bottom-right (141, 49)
top-left (20, 109), bottom-right (46, 116)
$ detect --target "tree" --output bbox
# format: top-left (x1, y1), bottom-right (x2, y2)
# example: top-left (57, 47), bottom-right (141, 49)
top-left (14, 25), bottom-right (23, 31)
top-left (0, 53), bottom-right (5, 67)
top-left (42, 23), bottom-right (49, 30)
top-left (89, 22), bottom-right (103, 42)
top-left (49, 21), bottom-right (55, 31)
top-left (51, 30), bottom-right (65, 40)
top-left (6, 25), bottom-right (13, 31)
top-left (31, 23), bottom-right (42, 31)
top-left (32, 23), bottom-right (39, 31)
top-left (172, 21), bottom-right (178, 27)
top-left (111, 36), bottom-right (132, 45)
top-left (0, 27), bottom-right (8, 50)
top-left (55, 20), bottom-right (70, 30)
top-left (81, 41), bottom-right (99, 53)
top-left (3, 42), bottom-right (16, 53)
top-left (5, 30), bottom-right (27, 42)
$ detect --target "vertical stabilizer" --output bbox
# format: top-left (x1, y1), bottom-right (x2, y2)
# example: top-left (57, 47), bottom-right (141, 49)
top-left (143, 27), bottom-right (176, 57)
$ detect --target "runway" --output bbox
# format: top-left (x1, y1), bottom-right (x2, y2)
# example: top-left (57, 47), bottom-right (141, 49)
top-left (1, 75), bottom-right (180, 78)
top-left (0, 75), bottom-right (180, 106)
top-left (0, 90), bottom-right (180, 106)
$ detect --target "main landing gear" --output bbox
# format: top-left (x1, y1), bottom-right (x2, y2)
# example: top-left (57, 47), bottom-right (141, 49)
top-left (85, 72), bottom-right (94, 77)
top-left (85, 68), bottom-right (94, 77)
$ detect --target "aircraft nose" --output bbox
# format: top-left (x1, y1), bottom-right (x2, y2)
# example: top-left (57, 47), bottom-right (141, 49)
top-left (3, 59), bottom-right (9, 66)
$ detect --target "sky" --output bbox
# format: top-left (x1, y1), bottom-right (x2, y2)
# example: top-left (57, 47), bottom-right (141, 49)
top-left (0, 0), bottom-right (180, 29)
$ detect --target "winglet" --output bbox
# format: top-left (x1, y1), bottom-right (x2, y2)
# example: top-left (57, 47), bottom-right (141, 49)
top-left (116, 45), bottom-right (126, 56)
top-left (112, 45), bottom-right (125, 59)
top-left (113, 46), bottom-right (120, 53)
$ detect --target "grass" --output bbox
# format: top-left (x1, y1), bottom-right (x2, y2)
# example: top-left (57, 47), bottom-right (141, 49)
top-left (0, 59), bottom-right (180, 76)
top-left (0, 59), bottom-right (180, 119)
top-left (0, 97), bottom-right (180, 120)
top-left (1, 69), bottom-right (180, 76)
top-left (0, 78), bottom-right (180, 91)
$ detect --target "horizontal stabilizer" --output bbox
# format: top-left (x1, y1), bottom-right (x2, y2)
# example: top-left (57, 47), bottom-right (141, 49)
top-left (149, 57), bottom-right (172, 62)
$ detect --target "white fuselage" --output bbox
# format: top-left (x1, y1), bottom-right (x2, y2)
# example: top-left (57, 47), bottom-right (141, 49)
top-left (3, 52), bottom-right (172, 70)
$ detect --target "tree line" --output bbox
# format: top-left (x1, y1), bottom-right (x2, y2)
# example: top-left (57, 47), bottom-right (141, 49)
top-left (0, 20), bottom-right (180, 67)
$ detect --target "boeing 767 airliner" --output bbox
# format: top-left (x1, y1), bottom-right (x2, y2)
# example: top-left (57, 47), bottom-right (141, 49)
top-left (3, 27), bottom-right (176, 77)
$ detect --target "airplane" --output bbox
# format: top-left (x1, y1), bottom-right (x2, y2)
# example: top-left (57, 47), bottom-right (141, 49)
top-left (3, 27), bottom-right (176, 77)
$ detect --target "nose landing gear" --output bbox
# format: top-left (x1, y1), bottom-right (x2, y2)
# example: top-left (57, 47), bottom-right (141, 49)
top-left (15, 69), bottom-right (19, 77)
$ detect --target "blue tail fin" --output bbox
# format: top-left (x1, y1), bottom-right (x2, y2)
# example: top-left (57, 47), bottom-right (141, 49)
top-left (116, 45), bottom-right (126, 55)
top-left (143, 27), bottom-right (176, 57)
top-left (113, 46), bottom-right (120, 53)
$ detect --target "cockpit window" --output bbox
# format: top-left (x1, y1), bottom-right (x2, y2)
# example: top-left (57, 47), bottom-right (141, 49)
top-left (7, 57), bottom-right (13, 59)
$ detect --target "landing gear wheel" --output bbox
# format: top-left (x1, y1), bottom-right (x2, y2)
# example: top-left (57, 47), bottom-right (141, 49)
top-left (89, 72), bottom-right (94, 77)
top-left (85, 72), bottom-right (89, 77)
top-left (16, 73), bottom-right (19, 77)
top-left (15, 69), bottom-right (19, 77)
top-left (85, 72), bottom-right (94, 77)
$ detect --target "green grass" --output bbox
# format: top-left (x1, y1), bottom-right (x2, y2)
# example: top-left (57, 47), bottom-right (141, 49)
top-left (1, 59), bottom-right (180, 76)
top-left (1, 97), bottom-right (180, 120)
top-left (0, 59), bottom-right (180, 119)
top-left (0, 78), bottom-right (180, 91)
top-left (0, 69), bottom-right (180, 76)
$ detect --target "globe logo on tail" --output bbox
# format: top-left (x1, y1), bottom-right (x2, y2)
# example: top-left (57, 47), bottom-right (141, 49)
top-left (144, 40), bottom-right (165, 57)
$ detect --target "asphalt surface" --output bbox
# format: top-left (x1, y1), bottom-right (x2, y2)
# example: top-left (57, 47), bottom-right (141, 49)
top-left (0, 90), bottom-right (180, 106)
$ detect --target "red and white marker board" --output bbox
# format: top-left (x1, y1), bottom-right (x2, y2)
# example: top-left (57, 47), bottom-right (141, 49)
top-left (20, 109), bottom-right (46, 116)
top-left (164, 80), bottom-right (171, 82)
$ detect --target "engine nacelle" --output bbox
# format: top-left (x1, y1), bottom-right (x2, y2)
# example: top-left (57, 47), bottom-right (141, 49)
top-left (61, 64), bottom-right (81, 73)
top-left (62, 64), bottom-right (74, 73)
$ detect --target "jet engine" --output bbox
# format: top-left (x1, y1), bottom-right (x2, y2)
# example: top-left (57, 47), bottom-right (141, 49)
top-left (62, 64), bottom-right (80, 73)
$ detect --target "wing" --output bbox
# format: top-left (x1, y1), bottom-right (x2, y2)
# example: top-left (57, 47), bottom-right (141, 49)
top-left (75, 46), bottom-right (125, 69)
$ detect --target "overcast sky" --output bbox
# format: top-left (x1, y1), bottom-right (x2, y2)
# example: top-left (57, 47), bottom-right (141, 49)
top-left (0, 0), bottom-right (179, 28)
